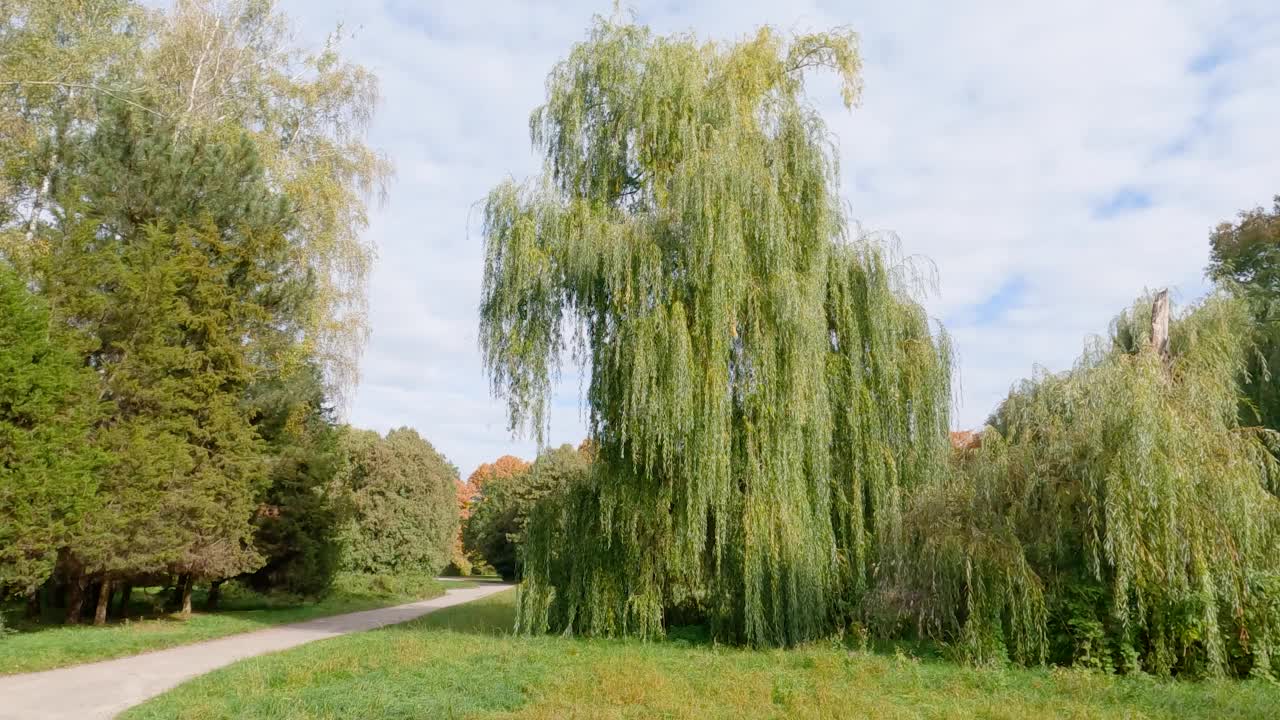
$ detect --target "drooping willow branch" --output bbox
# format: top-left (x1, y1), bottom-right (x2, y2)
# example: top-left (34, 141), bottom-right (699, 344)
top-left (479, 17), bottom-right (951, 646)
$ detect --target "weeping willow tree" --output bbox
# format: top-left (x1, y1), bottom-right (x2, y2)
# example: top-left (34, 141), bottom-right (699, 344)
top-left (888, 293), bottom-right (1280, 677)
top-left (480, 18), bottom-right (952, 646)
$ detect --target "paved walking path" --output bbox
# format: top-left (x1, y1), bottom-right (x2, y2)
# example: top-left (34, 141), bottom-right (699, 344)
top-left (0, 582), bottom-right (512, 720)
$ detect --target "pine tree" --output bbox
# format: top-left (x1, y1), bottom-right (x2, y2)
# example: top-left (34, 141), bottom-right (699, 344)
top-left (40, 101), bottom-right (296, 615)
top-left (244, 364), bottom-right (343, 597)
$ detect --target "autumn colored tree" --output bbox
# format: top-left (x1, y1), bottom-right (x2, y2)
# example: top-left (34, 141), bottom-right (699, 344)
top-left (464, 446), bottom-right (584, 581)
top-left (454, 454), bottom-right (530, 573)
top-left (444, 477), bottom-right (474, 575)
top-left (466, 455), bottom-right (532, 500)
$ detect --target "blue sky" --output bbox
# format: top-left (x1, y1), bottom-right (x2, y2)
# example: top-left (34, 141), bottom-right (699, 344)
top-left (275, 0), bottom-right (1280, 475)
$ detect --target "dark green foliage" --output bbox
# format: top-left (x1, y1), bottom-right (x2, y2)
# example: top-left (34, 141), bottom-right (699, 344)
top-left (336, 427), bottom-right (460, 576)
top-left (0, 265), bottom-right (102, 597)
top-left (890, 294), bottom-right (1280, 678)
top-left (244, 366), bottom-right (343, 597)
top-left (464, 444), bottom-right (589, 581)
top-left (329, 571), bottom-right (444, 600)
top-left (482, 18), bottom-right (951, 646)
top-left (0, 1), bottom-right (392, 622)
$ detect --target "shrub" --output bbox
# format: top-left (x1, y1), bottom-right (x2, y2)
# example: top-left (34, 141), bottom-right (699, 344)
top-left (331, 572), bottom-right (444, 600)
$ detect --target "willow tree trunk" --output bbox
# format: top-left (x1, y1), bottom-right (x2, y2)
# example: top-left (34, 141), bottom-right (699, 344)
top-left (93, 579), bottom-right (113, 626)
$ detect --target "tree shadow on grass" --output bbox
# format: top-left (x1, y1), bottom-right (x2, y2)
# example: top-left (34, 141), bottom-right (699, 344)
top-left (0, 589), bottom-right (179, 635)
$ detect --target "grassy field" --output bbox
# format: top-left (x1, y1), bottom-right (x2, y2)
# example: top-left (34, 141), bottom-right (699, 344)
top-left (0, 574), bottom-right (456, 675)
top-left (124, 589), bottom-right (1280, 720)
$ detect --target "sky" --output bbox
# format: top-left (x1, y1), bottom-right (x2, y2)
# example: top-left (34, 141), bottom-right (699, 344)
top-left (274, 0), bottom-right (1280, 477)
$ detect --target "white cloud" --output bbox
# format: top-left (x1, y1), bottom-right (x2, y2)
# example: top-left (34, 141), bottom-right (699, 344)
top-left (274, 0), bottom-right (1280, 475)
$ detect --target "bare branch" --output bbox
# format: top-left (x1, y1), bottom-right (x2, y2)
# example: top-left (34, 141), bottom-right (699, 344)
top-left (1, 81), bottom-right (167, 118)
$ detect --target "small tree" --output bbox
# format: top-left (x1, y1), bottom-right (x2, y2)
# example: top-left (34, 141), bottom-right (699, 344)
top-left (243, 365), bottom-right (343, 598)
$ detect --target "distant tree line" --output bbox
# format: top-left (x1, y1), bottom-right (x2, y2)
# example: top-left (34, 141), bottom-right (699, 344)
top-left (462, 444), bottom-right (590, 582)
top-left (0, 0), bottom-right (457, 626)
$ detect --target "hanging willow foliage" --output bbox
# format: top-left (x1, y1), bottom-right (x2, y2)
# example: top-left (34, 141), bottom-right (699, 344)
top-left (887, 293), bottom-right (1280, 678)
top-left (479, 17), bottom-right (952, 646)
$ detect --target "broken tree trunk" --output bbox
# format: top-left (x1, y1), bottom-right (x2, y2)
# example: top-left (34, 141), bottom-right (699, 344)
top-left (1151, 289), bottom-right (1170, 362)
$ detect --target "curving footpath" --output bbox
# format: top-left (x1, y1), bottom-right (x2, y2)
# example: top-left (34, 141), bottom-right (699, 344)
top-left (0, 582), bottom-right (512, 720)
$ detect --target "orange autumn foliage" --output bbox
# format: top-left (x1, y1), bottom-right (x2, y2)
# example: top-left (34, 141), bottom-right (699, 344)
top-left (465, 455), bottom-right (532, 502)
top-left (449, 454), bottom-right (531, 574)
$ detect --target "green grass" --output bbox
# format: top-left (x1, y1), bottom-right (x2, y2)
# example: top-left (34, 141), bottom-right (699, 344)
top-left (0, 574), bottom-right (449, 676)
top-left (124, 589), bottom-right (1280, 720)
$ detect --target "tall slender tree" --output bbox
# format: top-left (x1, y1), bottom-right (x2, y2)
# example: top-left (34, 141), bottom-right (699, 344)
top-left (481, 18), bottom-right (951, 646)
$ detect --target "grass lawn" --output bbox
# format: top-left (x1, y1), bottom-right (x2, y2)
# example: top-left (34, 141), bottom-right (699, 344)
top-left (0, 574), bottom-right (456, 676)
top-left (123, 589), bottom-right (1280, 720)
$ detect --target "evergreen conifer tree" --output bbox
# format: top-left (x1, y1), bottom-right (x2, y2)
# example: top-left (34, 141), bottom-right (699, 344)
top-left (0, 265), bottom-right (102, 602)
top-left (40, 101), bottom-right (296, 615)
